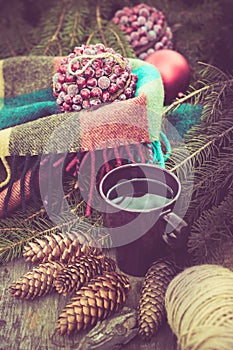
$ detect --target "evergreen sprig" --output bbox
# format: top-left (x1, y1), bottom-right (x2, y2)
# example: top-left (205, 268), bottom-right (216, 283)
top-left (0, 0), bottom-right (34, 58)
top-left (163, 63), bottom-right (233, 120)
top-left (165, 116), bottom-right (233, 222)
top-left (0, 0), bottom-right (228, 79)
top-left (0, 182), bottom-right (109, 264)
top-left (165, 63), bottom-right (233, 223)
top-left (0, 3), bottom-right (232, 265)
top-left (187, 189), bottom-right (233, 265)
top-left (30, 0), bottom-right (87, 56)
top-left (197, 63), bottom-right (232, 123)
top-left (83, 0), bottom-right (135, 57)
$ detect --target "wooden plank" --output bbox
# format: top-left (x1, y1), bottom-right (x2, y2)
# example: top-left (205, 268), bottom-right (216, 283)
top-left (0, 257), bottom-right (176, 350)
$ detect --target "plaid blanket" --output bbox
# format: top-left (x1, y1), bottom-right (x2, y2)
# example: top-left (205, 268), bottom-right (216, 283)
top-left (0, 57), bottom-right (165, 190)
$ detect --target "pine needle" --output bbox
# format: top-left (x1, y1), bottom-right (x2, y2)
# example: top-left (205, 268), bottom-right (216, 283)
top-left (187, 189), bottom-right (233, 265)
top-left (166, 113), bottom-right (233, 224)
top-left (0, 179), bottom-right (109, 264)
top-left (163, 64), bottom-right (233, 123)
top-left (165, 63), bottom-right (233, 225)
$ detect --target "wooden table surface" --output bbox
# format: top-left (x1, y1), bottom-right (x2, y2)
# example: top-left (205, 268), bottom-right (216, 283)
top-left (0, 256), bottom-right (177, 350)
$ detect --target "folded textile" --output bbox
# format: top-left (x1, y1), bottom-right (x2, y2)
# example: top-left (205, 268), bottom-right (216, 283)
top-left (0, 54), bottom-right (203, 217)
top-left (0, 56), bottom-right (165, 190)
top-left (0, 54), bottom-right (169, 219)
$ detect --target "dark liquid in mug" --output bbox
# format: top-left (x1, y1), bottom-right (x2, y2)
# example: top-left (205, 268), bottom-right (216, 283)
top-left (106, 178), bottom-right (174, 211)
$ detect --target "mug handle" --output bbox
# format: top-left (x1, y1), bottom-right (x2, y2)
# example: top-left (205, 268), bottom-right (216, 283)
top-left (161, 210), bottom-right (189, 248)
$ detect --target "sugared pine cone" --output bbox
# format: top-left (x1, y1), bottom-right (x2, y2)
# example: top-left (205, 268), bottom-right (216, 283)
top-left (138, 258), bottom-right (178, 339)
top-left (10, 261), bottom-right (64, 300)
top-left (56, 271), bottom-right (131, 335)
top-left (23, 232), bottom-right (101, 264)
top-left (54, 255), bottom-right (116, 295)
top-left (53, 43), bottom-right (138, 112)
top-left (111, 3), bottom-right (173, 60)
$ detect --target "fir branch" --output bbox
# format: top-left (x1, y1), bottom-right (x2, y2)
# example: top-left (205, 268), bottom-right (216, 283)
top-left (85, 2), bottom-right (107, 47)
top-left (0, 177), bottom-right (108, 264)
top-left (43, 1), bottom-right (69, 55)
top-left (96, 0), bottom-right (107, 46)
top-left (60, 2), bottom-right (89, 54)
top-left (0, 207), bottom-right (107, 264)
top-left (30, 0), bottom-right (89, 56)
top-left (70, 10), bottom-right (79, 47)
top-left (0, 0), bottom-right (35, 58)
top-left (199, 61), bottom-right (229, 82)
top-left (187, 189), bottom-right (233, 265)
top-left (21, 33), bottom-right (32, 54)
top-left (23, 207), bottom-right (46, 222)
top-left (86, 21), bottom-right (134, 57)
top-left (163, 63), bottom-right (233, 123)
top-left (85, 0), bottom-right (135, 56)
top-left (167, 113), bottom-right (233, 223)
top-left (170, 120), bottom-right (233, 173)
top-left (5, 38), bottom-right (17, 57)
top-left (106, 23), bottom-right (135, 57)
top-left (107, 27), bottom-right (128, 56)
top-left (185, 149), bottom-right (233, 223)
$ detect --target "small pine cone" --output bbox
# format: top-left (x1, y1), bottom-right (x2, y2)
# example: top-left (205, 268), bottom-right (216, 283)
top-left (10, 261), bottom-right (64, 300)
top-left (138, 258), bottom-right (178, 340)
top-left (54, 255), bottom-right (116, 295)
top-left (56, 271), bottom-right (130, 335)
top-left (23, 232), bottom-right (101, 264)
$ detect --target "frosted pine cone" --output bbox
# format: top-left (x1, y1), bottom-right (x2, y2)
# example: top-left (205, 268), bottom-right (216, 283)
top-left (138, 258), bottom-right (178, 339)
top-left (23, 232), bottom-right (101, 264)
top-left (10, 261), bottom-right (64, 300)
top-left (56, 271), bottom-right (130, 335)
top-left (54, 255), bottom-right (116, 295)
top-left (112, 3), bottom-right (173, 60)
top-left (53, 43), bottom-right (138, 112)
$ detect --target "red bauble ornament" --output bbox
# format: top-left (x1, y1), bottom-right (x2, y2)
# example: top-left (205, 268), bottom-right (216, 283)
top-left (145, 49), bottom-right (190, 105)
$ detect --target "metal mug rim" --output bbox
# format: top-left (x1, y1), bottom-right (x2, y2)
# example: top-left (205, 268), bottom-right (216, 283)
top-left (98, 163), bottom-right (181, 213)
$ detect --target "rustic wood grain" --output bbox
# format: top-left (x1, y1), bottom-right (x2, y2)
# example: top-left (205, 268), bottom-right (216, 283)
top-left (0, 255), bottom-right (176, 350)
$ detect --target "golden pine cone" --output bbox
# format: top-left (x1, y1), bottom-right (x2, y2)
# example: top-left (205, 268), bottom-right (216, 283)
top-left (138, 258), bottom-right (178, 340)
top-left (23, 232), bottom-right (102, 264)
top-left (54, 255), bottom-right (116, 295)
top-left (10, 261), bottom-right (64, 300)
top-left (56, 271), bottom-right (131, 335)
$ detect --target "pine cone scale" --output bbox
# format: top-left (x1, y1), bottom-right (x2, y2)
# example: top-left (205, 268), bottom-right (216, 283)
top-left (54, 255), bottom-right (116, 295)
top-left (23, 232), bottom-right (102, 264)
top-left (10, 261), bottom-right (64, 300)
top-left (56, 271), bottom-right (130, 335)
top-left (138, 258), bottom-right (178, 339)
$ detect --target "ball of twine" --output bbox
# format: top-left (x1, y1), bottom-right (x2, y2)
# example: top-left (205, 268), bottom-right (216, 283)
top-left (165, 264), bottom-right (233, 350)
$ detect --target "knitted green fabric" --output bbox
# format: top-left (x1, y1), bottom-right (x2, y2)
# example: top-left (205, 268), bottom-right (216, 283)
top-left (166, 103), bottom-right (202, 138)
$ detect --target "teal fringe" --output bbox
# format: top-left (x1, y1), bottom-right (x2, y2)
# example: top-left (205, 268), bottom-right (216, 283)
top-left (146, 131), bottom-right (171, 168)
top-left (160, 131), bottom-right (171, 162)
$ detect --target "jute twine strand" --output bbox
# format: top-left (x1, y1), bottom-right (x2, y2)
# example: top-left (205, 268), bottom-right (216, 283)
top-left (68, 53), bottom-right (128, 76)
top-left (165, 264), bottom-right (233, 350)
top-left (67, 52), bottom-right (132, 101)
